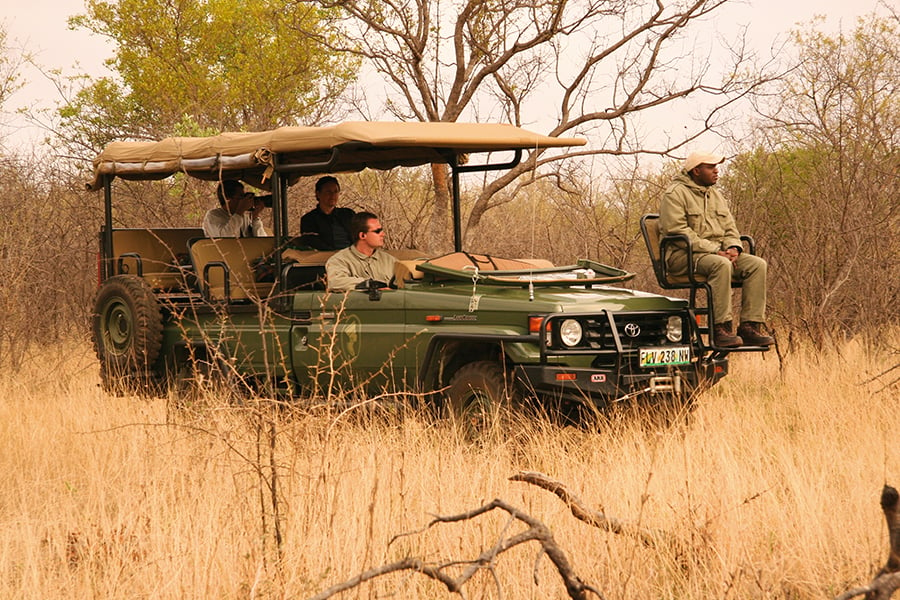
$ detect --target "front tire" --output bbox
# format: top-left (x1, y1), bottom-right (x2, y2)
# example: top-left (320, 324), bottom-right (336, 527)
top-left (446, 361), bottom-right (520, 434)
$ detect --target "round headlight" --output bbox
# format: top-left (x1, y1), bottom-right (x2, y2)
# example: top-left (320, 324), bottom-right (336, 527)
top-left (559, 319), bottom-right (583, 347)
top-left (666, 316), bottom-right (683, 342)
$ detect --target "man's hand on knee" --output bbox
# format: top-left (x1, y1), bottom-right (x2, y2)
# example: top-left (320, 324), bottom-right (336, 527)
top-left (718, 248), bottom-right (740, 263)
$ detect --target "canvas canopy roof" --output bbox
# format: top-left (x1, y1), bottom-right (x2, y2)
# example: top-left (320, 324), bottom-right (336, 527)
top-left (87, 121), bottom-right (586, 190)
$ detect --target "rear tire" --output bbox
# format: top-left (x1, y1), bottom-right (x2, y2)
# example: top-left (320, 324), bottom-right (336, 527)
top-left (92, 275), bottom-right (163, 395)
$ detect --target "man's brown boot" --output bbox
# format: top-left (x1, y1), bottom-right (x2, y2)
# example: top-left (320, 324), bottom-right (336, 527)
top-left (738, 322), bottom-right (775, 346)
top-left (713, 322), bottom-right (743, 348)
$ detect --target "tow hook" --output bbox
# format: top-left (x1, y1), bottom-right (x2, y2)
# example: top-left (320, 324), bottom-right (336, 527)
top-left (612, 375), bottom-right (683, 404)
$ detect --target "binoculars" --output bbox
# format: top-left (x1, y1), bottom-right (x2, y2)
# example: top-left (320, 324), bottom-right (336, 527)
top-left (247, 193), bottom-right (274, 208)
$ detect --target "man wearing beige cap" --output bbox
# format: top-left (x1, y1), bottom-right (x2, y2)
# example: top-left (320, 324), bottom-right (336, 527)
top-left (659, 152), bottom-right (774, 348)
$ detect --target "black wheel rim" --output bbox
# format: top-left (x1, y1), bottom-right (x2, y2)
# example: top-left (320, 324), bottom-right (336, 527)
top-left (100, 297), bottom-right (133, 357)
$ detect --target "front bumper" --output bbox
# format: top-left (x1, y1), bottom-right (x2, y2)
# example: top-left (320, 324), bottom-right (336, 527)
top-left (515, 354), bottom-right (728, 406)
top-left (512, 308), bottom-right (727, 405)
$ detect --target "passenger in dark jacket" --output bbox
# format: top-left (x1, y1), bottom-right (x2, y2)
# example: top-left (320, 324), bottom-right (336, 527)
top-left (298, 176), bottom-right (355, 250)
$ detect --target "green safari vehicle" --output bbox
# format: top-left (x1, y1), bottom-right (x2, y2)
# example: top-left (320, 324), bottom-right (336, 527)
top-left (89, 121), bottom-right (729, 417)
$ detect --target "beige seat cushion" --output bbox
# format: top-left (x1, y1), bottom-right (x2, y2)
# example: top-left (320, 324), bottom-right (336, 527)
top-left (112, 228), bottom-right (203, 290)
top-left (190, 237), bottom-right (276, 301)
top-left (386, 248), bottom-right (430, 261)
top-left (281, 249), bottom-right (337, 265)
top-left (424, 252), bottom-right (539, 272)
top-left (393, 260), bottom-right (426, 288)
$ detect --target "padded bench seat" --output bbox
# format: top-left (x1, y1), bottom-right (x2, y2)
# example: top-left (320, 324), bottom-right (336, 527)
top-left (112, 228), bottom-right (203, 291)
top-left (189, 237), bottom-right (277, 302)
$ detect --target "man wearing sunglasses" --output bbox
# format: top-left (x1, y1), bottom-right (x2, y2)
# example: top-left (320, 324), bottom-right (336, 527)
top-left (325, 211), bottom-right (397, 291)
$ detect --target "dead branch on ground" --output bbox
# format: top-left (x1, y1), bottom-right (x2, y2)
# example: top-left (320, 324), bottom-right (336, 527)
top-left (308, 496), bottom-right (604, 600)
top-left (510, 470), bottom-right (685, 556)
top-left (309, 469), bottom-right (697, 598)
top-left (835, 485), bottom-right (900, 600)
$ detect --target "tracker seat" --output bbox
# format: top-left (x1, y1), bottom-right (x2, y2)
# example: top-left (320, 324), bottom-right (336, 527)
top-left (640, 213), bottom-right (759, 352)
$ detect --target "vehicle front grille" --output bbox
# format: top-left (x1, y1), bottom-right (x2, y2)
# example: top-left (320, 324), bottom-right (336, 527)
top-left (604, 312), bottom-right (676, 349)
top-left (544, 310), bottom-right (688, 354)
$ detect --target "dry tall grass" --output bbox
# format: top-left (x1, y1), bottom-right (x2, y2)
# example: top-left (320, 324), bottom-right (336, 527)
top-left (1, 333), bottom-right (897, 599)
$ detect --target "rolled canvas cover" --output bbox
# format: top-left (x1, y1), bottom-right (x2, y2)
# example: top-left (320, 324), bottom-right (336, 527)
top-left (87, 122), bottom-right (585, 189)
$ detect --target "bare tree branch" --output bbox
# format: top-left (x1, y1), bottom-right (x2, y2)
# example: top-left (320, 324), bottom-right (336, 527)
top-left (835, 485), bottom-right (900, 600)
top-left (307, 0), bottom-right (781, 249)
top-left (311, 496), bottom-right (606, 599)
top-left (510, 470), bottom-right (685, 554)
top-left (835, 573), bottom-right (900, 600)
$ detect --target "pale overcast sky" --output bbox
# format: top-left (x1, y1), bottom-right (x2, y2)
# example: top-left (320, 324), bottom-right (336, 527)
top-left (0, 0), bottom-right (888, 151)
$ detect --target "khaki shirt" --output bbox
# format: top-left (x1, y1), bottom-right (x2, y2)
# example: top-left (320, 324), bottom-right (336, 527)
top-left (325, 245), bottom-right (397, 291)
top-left (659, 173), bottom-right (742, 257)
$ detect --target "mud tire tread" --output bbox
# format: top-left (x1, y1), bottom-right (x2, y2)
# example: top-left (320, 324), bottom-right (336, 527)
top-left (446, 360), bottom-right (520, 420)
top-left (92, 275), bottom-right (163, 375)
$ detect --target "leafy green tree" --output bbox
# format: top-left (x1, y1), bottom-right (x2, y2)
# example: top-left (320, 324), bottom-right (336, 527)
top-left (60, 0), bottom-right (358, 156)
top-left (725, 11), bottom-right (900, 340)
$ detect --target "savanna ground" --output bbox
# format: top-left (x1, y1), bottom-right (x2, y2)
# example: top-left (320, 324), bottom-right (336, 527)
top-left (1, 331), bottom-right (897, 599)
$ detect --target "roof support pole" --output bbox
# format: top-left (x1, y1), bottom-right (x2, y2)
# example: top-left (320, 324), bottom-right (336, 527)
top-left (278, 173), bottom-right (289, 241)
top-left (270, 169), bottom-right (289, 297)
top-left (101, 175), bottom-right (114, 280)
top-left (452, 149), bottom-right (523, 253)
top-left (450, 158), bottom-right (462, 252)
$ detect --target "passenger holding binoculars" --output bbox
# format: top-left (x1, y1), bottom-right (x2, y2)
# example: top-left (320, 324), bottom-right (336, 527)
top-left (202, 179), bottom-right (270, 238)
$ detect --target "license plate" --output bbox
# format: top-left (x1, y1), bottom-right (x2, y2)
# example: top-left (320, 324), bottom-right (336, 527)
top-left (639, 346), bottom-right (691, 368)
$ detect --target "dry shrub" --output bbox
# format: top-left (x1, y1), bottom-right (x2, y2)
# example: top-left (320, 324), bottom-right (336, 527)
top-left (0, 155), bottom-right (97, 367)
top-left (728, 15), bottom-right (900, 343)
top-left (0, 161), bottom-right (325, 371)
top-left (724, 148), bottom-right (900, 344)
